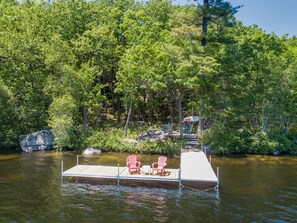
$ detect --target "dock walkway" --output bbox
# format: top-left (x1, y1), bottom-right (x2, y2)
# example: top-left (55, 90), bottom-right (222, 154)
top-left (62, 151), bottom-right (218, 190)
top-left (180, 151), bottom-right (218, 189)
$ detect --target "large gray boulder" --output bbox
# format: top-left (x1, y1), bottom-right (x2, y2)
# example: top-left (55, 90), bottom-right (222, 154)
top-left (20, 130), bottom-right (54, 152)
top-left (82, 147), bottom-right (102, 156)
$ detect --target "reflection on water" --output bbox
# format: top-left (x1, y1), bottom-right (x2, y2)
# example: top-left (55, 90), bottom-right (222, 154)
top-left (0, 150), bottom-right (296, 222)
top-left (59, 183), bottom-right (220, 222)
top-left (0, 154), bottom-right (20, 161)
top-left (123, 187), bottom-right (170, 222)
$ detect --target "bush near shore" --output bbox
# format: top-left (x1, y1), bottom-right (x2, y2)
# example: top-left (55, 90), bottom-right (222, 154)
top-left (83, 126), bottom-right (183, 155)
top-left (54, 123), bottom-right (296, 156)
top-left (203, 124), bottom-right (297, 155)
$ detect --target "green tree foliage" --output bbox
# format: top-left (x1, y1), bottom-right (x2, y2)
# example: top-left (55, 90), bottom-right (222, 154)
top-left (203, 25), bottom-right (297, 154)
top-left (0, 79), bottom-right (17, 146)
top-left (48, 93), bottom-right (77, 149)
top-left (0, 0), bottom-right (296, 154)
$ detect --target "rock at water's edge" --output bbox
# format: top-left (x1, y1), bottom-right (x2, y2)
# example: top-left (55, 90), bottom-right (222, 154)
top-left (82, 147), bottom-right (102, 156)
top-left (20, 130), bottom-right (54, 152)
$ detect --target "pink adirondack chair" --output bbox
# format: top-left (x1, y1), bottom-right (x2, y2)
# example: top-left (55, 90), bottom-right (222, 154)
top-left (127, 155), bottom-right (141, 174)
top-left (151, 156), bottom-right (167, 176)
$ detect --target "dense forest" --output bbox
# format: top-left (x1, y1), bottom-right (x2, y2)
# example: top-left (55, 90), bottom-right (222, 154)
top-left (0, 0), bottom-right (296, 154)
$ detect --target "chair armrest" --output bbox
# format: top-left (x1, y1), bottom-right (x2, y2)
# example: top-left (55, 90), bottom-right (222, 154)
top-left (136, 161), bottom-right (141, 167)
top-left (151, 162), bottom-right (158, 168)
top-left (159, 163), bottom-right (167, 168)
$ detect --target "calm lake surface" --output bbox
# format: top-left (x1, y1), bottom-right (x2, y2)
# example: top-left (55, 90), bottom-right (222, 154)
top-left (0, 150), bottom-right (297, 223)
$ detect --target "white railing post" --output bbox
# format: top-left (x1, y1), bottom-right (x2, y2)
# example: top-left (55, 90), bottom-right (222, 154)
top-left (77, 155), bottom-right (79, 166)
top-left (201, 141), bottom-right (204, 154)
top-left (117, 163), bottom-right (120, 189)
top-left (216, 167), bottom-right (219, 191)
top-left (178, 166), bottom-right (182, 191)
top-left (61, 161), bottom-right (64, 183)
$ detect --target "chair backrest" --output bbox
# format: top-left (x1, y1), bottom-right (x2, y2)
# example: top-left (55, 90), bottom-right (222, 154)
top-left (158, 156), bottom-right (167, 167)
top-left (127, 155), bottom-right (137, 165)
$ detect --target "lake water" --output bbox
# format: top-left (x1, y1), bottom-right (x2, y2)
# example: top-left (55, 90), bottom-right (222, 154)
top-left (0, 150), bottom-right (296, 222)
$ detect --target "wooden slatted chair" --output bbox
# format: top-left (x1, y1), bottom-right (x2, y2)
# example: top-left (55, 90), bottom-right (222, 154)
top-left (151, 156), bottom-right (167, 176)
top-left (127, 155), bottom-right (141, 174)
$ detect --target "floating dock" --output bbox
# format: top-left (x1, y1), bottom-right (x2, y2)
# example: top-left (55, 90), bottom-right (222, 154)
top-left (180, 151), bottom-right (218, 189)
top-left (62, 151), bottom-right (218, 190)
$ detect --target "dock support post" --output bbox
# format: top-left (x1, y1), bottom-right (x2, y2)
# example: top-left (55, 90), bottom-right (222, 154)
top-left (202, 144), bottom-right (206, 155)
top-left (77, 155), bottom-right (79, 166)
top-left (178, 167), bottom-right (182, 191)
top-left (117, 163), bottom-right (120, 189)
top-left (209, 155), bottom-right (212, 164)
top-left (61, 161), bottom-right (64, 183)
top-left (202, 141), bottom-right (206, 155)
top-left (216, 167), bottom-right (219, 191)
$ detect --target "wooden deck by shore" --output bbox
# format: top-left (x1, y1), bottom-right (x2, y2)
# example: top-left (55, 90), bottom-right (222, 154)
top-left (62, 151), bottom-right (218, 190)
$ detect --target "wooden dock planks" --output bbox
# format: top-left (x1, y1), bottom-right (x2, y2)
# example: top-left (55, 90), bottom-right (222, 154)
top-left (63, 165), bottom-right (179, 181)
top-left (63, 165), bottom-right (126, 178)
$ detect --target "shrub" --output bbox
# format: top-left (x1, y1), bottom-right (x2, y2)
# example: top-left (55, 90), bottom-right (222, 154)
top-left (203, 123), bottom-right (248, 155)
top-left (269, 133), bottom-right (296, 155)
top-left (248, 131), bottom-right (277, 154)
top-left (202, 124), bottom-right (290, 155)
top-left (84, 127), bottom-right (182, 155)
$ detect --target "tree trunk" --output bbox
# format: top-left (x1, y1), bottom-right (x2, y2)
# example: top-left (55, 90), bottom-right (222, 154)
top-left (198, 110), bottom-right (204, 133)
top-left (96, 75), bottom-right (102, 127)
top-left (176, 91), bottom-right (183, 138)
top-left (252, 65), bottom-right (259, 129)
top-left (95, 107), bottom-right (101, 127)
top-left (124, 99), bottom-right (133, 137)
top-left (147, 89), bottom-right (153, 124)
top-left (111, 86), bottom-right (116, 117)
top-left (261, 99), bottom-right (270, 132)
top-left (198, 0), bottom-right (209, 132)
top-left (170, 94), bottom-right (174, 125)
top-left (105, 101), bottom-right (108, 123)
top-left (117, 95), bottom-right (121, 124)
top-left (283, 117), bottom-right (289, 136)
top-left (201, 0), bottom-right (209, 46)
